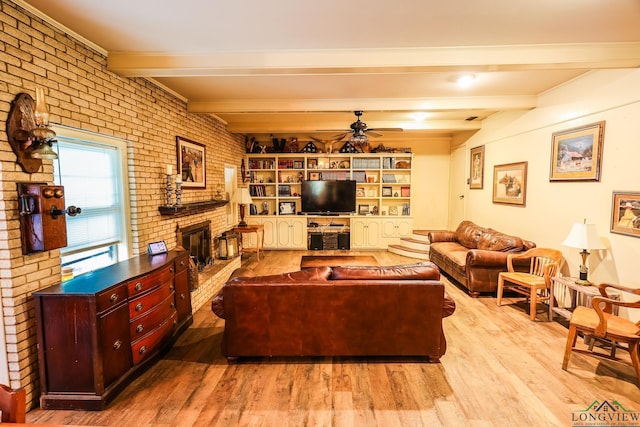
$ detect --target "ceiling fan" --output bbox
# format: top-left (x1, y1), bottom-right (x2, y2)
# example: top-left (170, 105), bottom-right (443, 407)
top-left (311, 110), bottom-right (403, 152)
top-left (320, 111), bottom-right (403, 141)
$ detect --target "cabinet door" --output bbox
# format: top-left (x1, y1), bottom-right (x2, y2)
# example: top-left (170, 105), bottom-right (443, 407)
top-left (381, 219), bottom-right (398, 238)
top-left (366, 219), bottom-right (382, 248)
top-left (98, 303), bottom-right (132, 391)
top-left (288, 218), bottom-right (307, 248)
top-left (350, 218), bottom-right (369, 249)
top-left (395, 218), bottom-right (413, 237)
top-left (174, 269), bottom-right (192, 325)
top-left (275, 218), bottom-right (306, 248)
top-left (248, 217), bottom-right (277, 249)
top-left (351, 218), bottom-right (381, 249)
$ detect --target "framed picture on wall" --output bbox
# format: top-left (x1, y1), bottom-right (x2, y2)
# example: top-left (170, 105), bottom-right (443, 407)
top-left (469, 145), bottom-right (485, 189)
top-left (610, 191), bottom-right (640, 238)
top-left (492, 162), bottom-right (528, 206)
top-left (176, 136), bottom-right (206, 188)
top-left (549, 121), bottom-right (605, 181)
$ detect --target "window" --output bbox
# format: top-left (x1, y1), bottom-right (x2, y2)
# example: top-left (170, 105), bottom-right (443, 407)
top-left (52, 126), bottom-right (130, 276)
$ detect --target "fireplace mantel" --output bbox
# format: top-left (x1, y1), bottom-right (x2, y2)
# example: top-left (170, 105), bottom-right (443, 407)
top-left (159, 200), bottom-right (228, 217)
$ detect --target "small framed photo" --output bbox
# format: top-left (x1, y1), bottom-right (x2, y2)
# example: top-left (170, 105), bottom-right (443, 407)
top-left (493, 161), bottom-right (528, 206)
top-left (358, 204), bottom-right (370, 215)
top-left (279, 201), bottom-right (296, 215)
top-left (610, 191), bottom-right (640, 238)
top-left (177, 136), bottom-right (206, 189)
top-left (382, 186), bottom-right (393, 197)
top-left (147, 240), bottom-right (168, 255)
top-left (389, 206), bottom-right (398, 216)
top-left (550, 121), bottom-right (605, 181)
top-left (356, 187), bottom-right (365, 197)
top-left (401, 186), bottom-right (410, 197)
top-left (469, 145), bottom-right (485, 189)
top-left (307, 159), bottom-right (317, 169)
top-left (381, 206), bottom-right (389, 216)
top-left (308, 172), bottom-right (321, 181)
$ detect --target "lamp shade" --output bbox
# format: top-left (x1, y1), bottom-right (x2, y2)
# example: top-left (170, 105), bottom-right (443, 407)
top-left (232, 187), bottom-right (253, 205)
top-left (562, 222), bottom-right (606, 250)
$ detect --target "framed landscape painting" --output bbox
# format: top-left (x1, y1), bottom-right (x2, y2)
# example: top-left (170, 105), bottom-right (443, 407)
top-left (549, 121), bottom-right (605, 181)
top-left (177, 136), bottom-right (206, 188)
top-left (610, 191), bottom-right (640, 238)
top-left (469, 145), bottom-right (485, 189)
top-left (493, 162), bottom-right (528, 206)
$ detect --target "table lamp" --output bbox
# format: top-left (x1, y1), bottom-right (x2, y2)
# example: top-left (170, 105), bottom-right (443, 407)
top-left (561, 220), bottom-right (606, 285)
top-left (232, 187), bottom-right (253, 227)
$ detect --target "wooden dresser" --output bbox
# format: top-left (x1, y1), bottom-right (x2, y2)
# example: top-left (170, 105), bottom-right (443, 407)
top-left (34, 249), bottom-right (192, 410)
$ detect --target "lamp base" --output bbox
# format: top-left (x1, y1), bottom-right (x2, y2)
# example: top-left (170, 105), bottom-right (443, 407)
top-left (237, 221), bottom-right (248, 227)
top-left (574, 278), bottom-right (592, 286)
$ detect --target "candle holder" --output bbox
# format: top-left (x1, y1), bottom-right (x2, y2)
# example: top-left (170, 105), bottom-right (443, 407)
top-left (175, 180), bottom-right (182, 206)
top-left (165, 174), bottom-right (173, 206)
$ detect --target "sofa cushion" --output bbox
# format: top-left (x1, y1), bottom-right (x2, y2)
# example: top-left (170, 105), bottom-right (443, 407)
top-left (212, 267), bottom-right (332, 319)
top-left (455, 220), bottom-right (486, 249)
top-left (477, 230), bottom-right (523, 252)
top-left (331, 262), bottom-right (440, 280)
top-left (245, 266), bottom-right (333, 283)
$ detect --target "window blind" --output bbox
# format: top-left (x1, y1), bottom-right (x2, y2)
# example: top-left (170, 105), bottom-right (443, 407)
top-left (54, 138), bottom-right (124, 255)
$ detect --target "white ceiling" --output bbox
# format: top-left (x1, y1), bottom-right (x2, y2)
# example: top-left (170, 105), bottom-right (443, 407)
top-left (17, 0), bottom-right (640, 147)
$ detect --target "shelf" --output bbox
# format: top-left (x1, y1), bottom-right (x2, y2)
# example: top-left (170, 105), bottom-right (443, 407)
top-left (158, 200), bottom-right (228, 217)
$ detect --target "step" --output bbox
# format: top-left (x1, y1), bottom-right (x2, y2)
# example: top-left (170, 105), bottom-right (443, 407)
top-left (399, 237), bottom-right (431, 251)
top-left (388, 244), bottom-right (430, 260)
top-left (411, 231), bottom-right (431, 243)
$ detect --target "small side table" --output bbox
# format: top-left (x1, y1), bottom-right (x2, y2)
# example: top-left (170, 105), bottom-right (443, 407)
top-left (549, 276), bottom-right (619, 356)
top-left (233, 224), bottom-right (264, 261)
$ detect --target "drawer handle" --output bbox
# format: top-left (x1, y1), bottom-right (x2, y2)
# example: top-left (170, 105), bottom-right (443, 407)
top-left (170, 302), bottom-right (175, 309)
top-left (135, 302), bottom-right (143, 312)
top-left (180, 293), bottom-right (186, 300)
top-left (110, 293), bottom-right (118, 303)
top-left (170, 267), bottom-right (174, 273)
top-left (134, 282), bottom-right (143, 291)
top-left (180, 260), bottom-right (185, 267)
top-left (113, 340), bottom-right (122, 350)
top-left (170, 284), bottom-right (175, 291)
top-left (139, 346), bottom-right (147, 355)
top-left (136, 324), bottom-right (144, 333)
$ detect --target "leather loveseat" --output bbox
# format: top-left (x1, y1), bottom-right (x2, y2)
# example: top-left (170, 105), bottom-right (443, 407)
top-left (428, 221), bottom-right (535, 297)
top-left (211, 262), bottom-right (455, 362)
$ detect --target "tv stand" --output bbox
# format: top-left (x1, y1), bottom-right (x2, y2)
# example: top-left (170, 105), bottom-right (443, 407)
top-left (307, 217), bottom-right (350, 250)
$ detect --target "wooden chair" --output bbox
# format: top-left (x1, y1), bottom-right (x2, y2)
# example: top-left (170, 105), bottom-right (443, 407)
top-left (497, 248), bottom-right (563, 321)
top-left (0, 384), bottom-right (26, 423)
top-left (562, 282), bottom-right (640, 384)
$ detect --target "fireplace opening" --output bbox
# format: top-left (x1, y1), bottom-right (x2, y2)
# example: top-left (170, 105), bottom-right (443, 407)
top-left (177, 221), bottom-right (213, 272)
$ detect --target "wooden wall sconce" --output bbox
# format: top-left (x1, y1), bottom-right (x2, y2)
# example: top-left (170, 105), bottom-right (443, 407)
top-left (6, 90), bottom-right (58, 173)
top-left (18, 183), bottom-right (81, 254)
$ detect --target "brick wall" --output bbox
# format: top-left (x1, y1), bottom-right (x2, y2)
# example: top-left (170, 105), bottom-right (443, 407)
top-left (0, 1), bottom-right (246, 408)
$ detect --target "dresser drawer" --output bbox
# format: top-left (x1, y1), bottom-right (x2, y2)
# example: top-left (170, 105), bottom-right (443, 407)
top-left (128, 281), bottom-right (173, 321)
top-left (130, 311), bottom-right (177, 365)
top-left (129, 293), bottom-right (175, 341)
top-left (96, 284), bottom-right (127, 314)
top-left (127, 264), bottom-right (174, 298)
top-left (174, 253), bottom-right (189, 273)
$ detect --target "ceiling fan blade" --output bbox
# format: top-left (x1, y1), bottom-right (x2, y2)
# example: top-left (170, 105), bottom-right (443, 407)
top-left (367, 127), bottom-right (404, 133)
top-left (366, 130), bottom-right (384, 137)
top-left (329, 132), bottom-right (349, 141)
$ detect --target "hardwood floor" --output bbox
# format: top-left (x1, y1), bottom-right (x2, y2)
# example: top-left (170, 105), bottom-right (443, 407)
top-left (26, 250), bottom-right (640, 426)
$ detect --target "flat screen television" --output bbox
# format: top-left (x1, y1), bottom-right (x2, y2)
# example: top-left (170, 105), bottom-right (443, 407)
top-left (301, 180), bottom-right (356, 215)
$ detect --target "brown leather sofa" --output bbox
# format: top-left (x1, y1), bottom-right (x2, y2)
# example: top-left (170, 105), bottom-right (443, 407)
top-left (428, 221), bottom-right (535, 297)
top-left (212, 262), bottom-right (455, 362)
